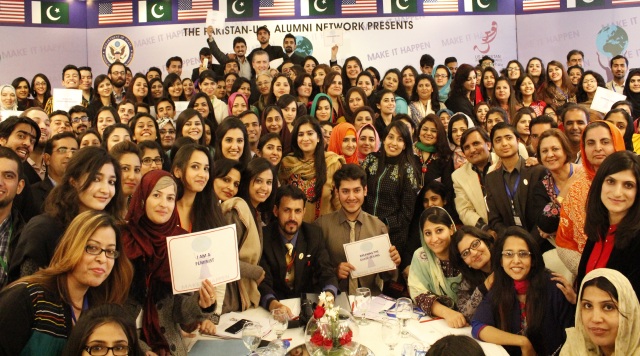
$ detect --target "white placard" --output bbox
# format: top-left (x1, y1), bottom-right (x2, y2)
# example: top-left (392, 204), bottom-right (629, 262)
top-left (206, 10), bottom-right (225, 28)
top-left (323, 29), bottom-right (343, 46)
top-left (166, 224), bottom-right (240, 294)
top-left (52, 88), bottom-right (82, 112)
top-left (590, 87), bottom-right (627, 114)
top-left (174, 101), bottom-right (189, 119)
top-left (0, 110), bottom-right (23, 121)
top-left (343, 234), bottom-right (395, 278)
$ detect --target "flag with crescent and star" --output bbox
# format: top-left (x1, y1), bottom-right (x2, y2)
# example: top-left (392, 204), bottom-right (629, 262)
top-left (464, 0), bottom-right (497, 12)
top-left (301, 0), bottom-right (336, 16)
top-left (32, 1), bottom-right (68, 24)
top-left (566, 0), bottom-right (604, 8)
top-left (383, 0), bottom-right (417, 13)
top-left (139, 0), bottom-right (172, 22)
top-left (227, 0), bottom-right (252, 18)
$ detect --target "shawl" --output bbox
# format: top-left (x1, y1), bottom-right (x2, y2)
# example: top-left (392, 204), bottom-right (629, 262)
top-left (309, 93), bottom-right (333, 121)
top-left (227, 92), bottom-right (248, 116)
top-left (328, 122), bottom-right (358, 164)
top-left (356, 123), bottom-right (380, 162)
top-left (408, 207), bottom-right (462, 303)
top-left (560, 268), bottom-right (640, 356)
top-left (437, 67), bottom-right (452, 103)
top-left (221, 197), bottom-right (261, 310)
top-left (122, 170), bottom-right (187, 354)
top-left (448, 113), bottom-right (476, 170)
top-left (622, 69), bottom-right (640, 120)
top-left (0, 84), bottom-right (18, 111)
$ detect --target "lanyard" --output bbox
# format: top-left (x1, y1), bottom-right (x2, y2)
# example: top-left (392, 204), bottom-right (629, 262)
top-left (70, 294), bottom-right (89, 324)
top-left (553, 164), bottom-right (573, 196)
top-left (504, 173), bottom-right (520, 201)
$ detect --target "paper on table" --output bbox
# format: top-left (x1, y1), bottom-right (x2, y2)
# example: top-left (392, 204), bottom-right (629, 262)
top-left (166, 224), bottom-right (240, 294)
top-left (343, 234), bottom-right (396, 278)
top-left (351, 294), bottom-right (395, 321)
top-left (214, 312), bottom-right (271, 339)
top-left (52, 88), bottom-right (82, 112)
top-left (590, 86), bottom-right (626, 113)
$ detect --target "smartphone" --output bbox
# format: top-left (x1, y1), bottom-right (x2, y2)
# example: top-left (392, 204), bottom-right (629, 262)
top-left (203, 58), bottom-right (209, 68)
top-left (224, 319), bottom-right (251, 334)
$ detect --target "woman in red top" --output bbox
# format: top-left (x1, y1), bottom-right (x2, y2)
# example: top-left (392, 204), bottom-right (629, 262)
top-left (576, 150), bottom-right (640, 296)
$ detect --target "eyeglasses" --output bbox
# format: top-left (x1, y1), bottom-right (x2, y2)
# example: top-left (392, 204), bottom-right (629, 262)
top-left (142, 157), bottom-right (163, 166)
top-left (159, 129), bottom-right (176, 135)
top-left (434, 74), bottom-right (448, 79)
top-left (54, 147), bottom-right (78, 155)
top-left (71, 116), bottom-right (89, 123)
top-left (85, 245), bottom-right (120, 259)
top-left (111, 71), bottom-right (126, 76)
top-left (84, 345), bottom-right (130, 355)
top-left (460, 239), bottom-right (482, 259)
top-left (501, 250), bottom-right (532, 259)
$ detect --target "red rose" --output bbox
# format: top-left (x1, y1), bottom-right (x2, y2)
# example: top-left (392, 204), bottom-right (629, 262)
top-left (311, 330), bottom-right (324, 346)
top-left (323, 338), bottom-right (333, 349)
top-left (339, 330), bottom-right (353, 345)
top-left (313, 305), bottom-right (325, 319)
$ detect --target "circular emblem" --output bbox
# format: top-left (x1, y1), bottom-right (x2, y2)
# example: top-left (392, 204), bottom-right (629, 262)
top-left (102, 34), bottom-right (134, 67)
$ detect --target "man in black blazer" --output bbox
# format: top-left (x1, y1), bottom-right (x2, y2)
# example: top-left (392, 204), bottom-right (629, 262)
top-left (485, 123), bottom-right (546, 243)
top-left (259, 185), bottom-right (338, 316)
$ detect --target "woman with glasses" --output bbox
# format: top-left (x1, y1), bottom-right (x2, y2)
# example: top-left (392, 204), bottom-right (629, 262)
top-left (9, 147), bottom-right (124, 281)
top-left (576, 71), bottom-right (606, 106)
top-left (505, 60), bottom-right (525, 87)
top-left (137, 140), bottom-right (166, 177)
top-left (31, 73), bottom-right (52, 109)
top-left (0, 211), bottom-right (133, 355)
top-left (471, 226), bottom-right (573, 356)
top-left (122, 170), bottom-right (216, 355)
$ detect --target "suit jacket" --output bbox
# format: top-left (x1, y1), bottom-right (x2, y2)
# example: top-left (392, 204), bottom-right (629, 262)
top-left (259, 221), bottom-right (338, 303)
top-left (31, 177), bottom-right (54, 214)
top-left (286, 53), bottom-right (304, 66)
top-left (452, 162), bottom-right (488, 227)
top-left (22, 161), bottom-right (41, 185)
top-left (485, 160), bottom-right (545, 236)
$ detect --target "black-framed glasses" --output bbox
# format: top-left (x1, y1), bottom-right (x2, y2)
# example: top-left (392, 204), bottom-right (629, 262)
top-left (71, 116), bottom-right (89, 123)
top-left (141, 157), bottom-right (163, 166)
top-left (501, 250), bottom-right (532, 259)
top-left (84, 345), bottom-right (130, 355)
top-left (460, 239), bottom-right (482, 259)
top-left (85, 245), bottom-right (120, 259)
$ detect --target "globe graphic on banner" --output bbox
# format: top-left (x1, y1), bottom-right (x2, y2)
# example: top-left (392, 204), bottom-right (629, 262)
top-left (596, 25), bottom-right (628, 58)
top-left (295, 36), bottom-right (314, 57)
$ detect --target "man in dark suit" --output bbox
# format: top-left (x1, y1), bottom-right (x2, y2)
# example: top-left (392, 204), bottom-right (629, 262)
top-left (259, 185), bottom-right (338, 316)
top-left (247, 26), bottom-right (285, 65)
top-left (31, 132), bottom-right (77, 213)
top-left (282, 33), bottom-right (304, 66)
top-left (485, 122), bottom-right (546, 243)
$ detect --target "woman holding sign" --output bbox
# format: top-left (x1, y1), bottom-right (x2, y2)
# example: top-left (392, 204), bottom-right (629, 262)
top-left (122, 170), bottom-right (216, 355)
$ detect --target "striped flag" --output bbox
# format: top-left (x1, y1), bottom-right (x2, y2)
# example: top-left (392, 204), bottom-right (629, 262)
top-left (612, 0), bottom-right (640, 4)
top-left (258, 0), bottom-right (294, 17)
top-left (423, 0), bottom-right (458, 12)
top-left (523, 0), bottom-right (559, 10)
top-left (341, 0), bottom-right (377, 14)
top-left (178, 0), bottom-right (212, 20)
top-left (0, 0), bottom-right (24, 23)
top-left (98, 1), bottom-right (132, 24)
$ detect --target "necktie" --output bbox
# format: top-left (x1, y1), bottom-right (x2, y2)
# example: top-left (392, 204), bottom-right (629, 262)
top-left (347, 220), bottom-right (358, 294)
top-left (285, 242), bottom-right (294, 290)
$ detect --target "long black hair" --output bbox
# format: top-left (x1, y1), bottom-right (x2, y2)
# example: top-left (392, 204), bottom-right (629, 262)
top-left (238, 157), bottom-right (277, 219)
top-left (378, 121), bottom-right (420, 184)
top-left (290, 115), bottom-right (326, 203)
top-left (449, 226), bottom-right (493, 290)
top-left (380, 68), bottom-right (409, 102)
top-left (187, 92), bottom-right (218, 133)
top-left (411, 74), bottom-right (441, 112)
top-left (213, 117), bottom-right (252, 167)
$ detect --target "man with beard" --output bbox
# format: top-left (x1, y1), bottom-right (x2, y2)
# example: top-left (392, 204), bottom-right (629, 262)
top-left (20, 108), bottom-right (49, 182)
top-left (561, 103), bottom-right (589, 164)
top-left (259, 185), bottom-right (338, 316)
top-left (248, 26), bottom-right (285, 64)
top-left (48, 111), bottom-right (72, 136)
top-left (238, 111), bottom-right (261, 156)
top-left (206, 27), bottom-right (252, 80)
top-left (0, 147), bottom-right (26, 288)
top-left (606, 55), bottom-right (628, 94)
top-left (282, 33), bottom-right (303, 66)
top-left (315, 164), bottom-right (400, 295)
top-left (31, 132), bottom-right (77, 213)
top-left (43, 65), bottom-right (80, 115)
top-left (68, 105), bottom-right (89, 136)
top-left (108, 62), bottom-right (127, 104)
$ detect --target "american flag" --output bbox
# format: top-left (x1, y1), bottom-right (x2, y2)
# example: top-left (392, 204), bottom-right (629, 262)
top-left (98, 1), bottom-right (133, 24)
top-left (0, 0), bottom-right (24, 23)
top-left (259, 0), bottom-right (294, 17)
top-left (612, 0), bottom-right (640, 4)
top-left (341, 0), bottom-right (377, 14)
top-left (522, 0), bottom-right (560, 11)
top-left (423, 0), bottom-right (458, 12)
top-left (178, 0), bottom-right (213, 20)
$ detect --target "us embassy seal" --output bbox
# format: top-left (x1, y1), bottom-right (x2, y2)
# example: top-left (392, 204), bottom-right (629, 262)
top-left (102, 34), bottom-right (134, 67)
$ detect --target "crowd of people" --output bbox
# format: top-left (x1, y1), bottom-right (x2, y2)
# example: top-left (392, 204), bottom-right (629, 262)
top-left (0, 24), bottom-right (639, 356)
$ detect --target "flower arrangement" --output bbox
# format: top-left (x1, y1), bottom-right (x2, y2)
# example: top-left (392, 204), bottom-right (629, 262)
top-left (307, 292), bottom-right (357, 354)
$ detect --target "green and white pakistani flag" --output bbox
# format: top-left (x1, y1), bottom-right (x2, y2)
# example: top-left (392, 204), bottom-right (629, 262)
top-left (301, 0), bottom-right (336, 16)
top-left (464, 0), bottom-right (497, 12)
top-left (227, 0), bottom-right (253, 18)
top-left (32, 1), bottom-right (69, 24)
top-left (566, 0), bottom-right (604, 8)
top-left (139, 0), bottom-right (172, 22)
top-left (383, 0), bottom-right (417, 14)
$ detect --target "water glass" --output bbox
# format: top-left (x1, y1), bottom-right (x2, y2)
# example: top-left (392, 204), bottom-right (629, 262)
top-left (395, 297), bottom-right (413, 337)
top-left (381, 317), bottom-right (401, 353)
top-left (355, 287), bottom-right (371, 325)
top-left (242, 322), bottom-right (261, 355)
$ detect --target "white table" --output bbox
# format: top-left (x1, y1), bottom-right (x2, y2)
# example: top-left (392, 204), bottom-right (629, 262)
top-left (188, 298), bottom-right (508, 355)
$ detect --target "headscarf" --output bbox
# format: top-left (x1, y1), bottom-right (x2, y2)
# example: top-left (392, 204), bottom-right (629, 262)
top-left (227, 92), bottom-right (248, 116)
top-left (157, 117), bottom-right (175, 130)
top-left (448, 113), bottom-right (476, 170)
top-left (310, 93), bottom-right (333, 121)
top-left (328, 122), bottom-right (358, 164)
top-left (560, 268), bottom-right (640, 356)
top-left (122, 170), bottom-right (187, 354)
top-left (622, 68), bottom-right (640, 120)
top-left (436, 66), bottom-right (452, 103)
top-left (580, 120), bottom-right (626, 179)
top-left (408, 207), bottom-right (462, 304)
top-left (0, 85), bottom-right (18, 111)
top-left (436, 108), bottom-right (453, 119)
top-left (356, 123), bottom-right (380, 162)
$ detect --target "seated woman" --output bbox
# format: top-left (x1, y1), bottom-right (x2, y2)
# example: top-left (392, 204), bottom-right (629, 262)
top-left (0, 211), bottom-right (133, 355)
top-left (122, 170), bottom-right (215, 355)
top-left (62, 304), bottom-right (143, 356)
top-left (561, 268), bottom-right (640, 356)
top-left (576, 151), bottom-right (640, 295)
top-left (449, 226), bottom-right (494, 322)
top-left (472, 226), bottom-right (573, 356)
top-left (408, 207), bottom-right (465, 328)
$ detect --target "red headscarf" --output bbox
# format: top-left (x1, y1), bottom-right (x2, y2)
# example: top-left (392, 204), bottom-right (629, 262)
top-left (328, 122), bottom-right (359, 164)
top-left (122, 170), bottom-right (187, 354)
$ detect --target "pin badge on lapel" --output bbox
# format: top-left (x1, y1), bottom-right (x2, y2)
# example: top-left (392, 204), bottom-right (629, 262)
top-left (299, 253), bottom-right (304, 260)
top-left (523, 179), bottom-right (528, 186)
